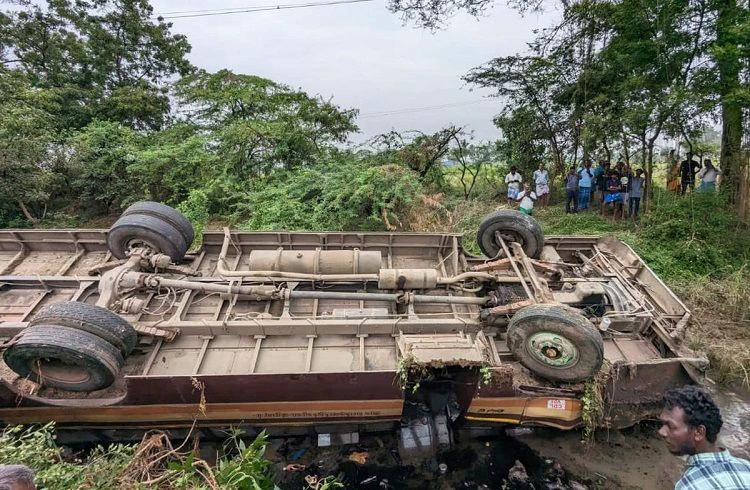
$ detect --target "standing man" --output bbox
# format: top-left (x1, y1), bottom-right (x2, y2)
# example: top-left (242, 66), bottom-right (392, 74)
top-left (680, 153), bottom-right (701, 195)
top-left (505, 166), bottom-right (522, 207)
top-left (620, 164), bottom-right (632, 219)
top-left (593, 160), bottom-right (607, 205)
top-left (577, 160), bottom-right (594, 211)
top-left (564, 166), bottom-right (578, 214)
top-left (629, 169), bottom-right (645, 219)
top-left (532, 163), bottom-right (550, 209)
top-left (659, 385), bottom-right (750, 489)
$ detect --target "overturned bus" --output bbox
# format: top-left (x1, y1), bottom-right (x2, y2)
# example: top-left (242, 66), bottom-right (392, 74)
top-left (0, 203), bottom-right (705, 446)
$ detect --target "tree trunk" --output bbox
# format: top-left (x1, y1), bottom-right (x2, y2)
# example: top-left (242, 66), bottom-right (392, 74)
top-left (737, 151), bottom-right (750, 224)
top-left (16, 200), bottom-right (39, 224)
top-left (603, 140), bottom-right (611, 163)
top-left (645, 143), bottom-right (655, 211)
top-left (715, 0), bottom-right (743, 206)
top-left (720, 102), bottom-right (743, 200)
top-left (621, 132), bottom-right (630, 165)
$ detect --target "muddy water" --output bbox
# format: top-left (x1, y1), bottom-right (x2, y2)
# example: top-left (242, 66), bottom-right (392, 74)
top-left (517, 385), bottom-right (750, 490)
top-left (272, 388), bottom-right (749, 489)
top-left (712, 386), bottom-right (750, 459)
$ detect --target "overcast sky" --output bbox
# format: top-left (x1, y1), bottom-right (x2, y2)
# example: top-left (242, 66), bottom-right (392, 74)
top-left (150, 0), bottom-right (558, 143)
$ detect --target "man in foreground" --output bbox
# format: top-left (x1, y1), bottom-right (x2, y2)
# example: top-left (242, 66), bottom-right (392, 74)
top-left (0, 465), bottom-right (36, 490)
top-left (659, 385), bottom-right (750, 489)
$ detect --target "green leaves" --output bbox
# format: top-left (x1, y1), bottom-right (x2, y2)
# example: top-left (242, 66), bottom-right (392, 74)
top-left (2, 0), bottom-right (192, 130)
top-left (239, 158), bottom-right (422, 232)
top-left (0, 423), bottom-right (136, 490)
top-left (175, 70), bottom-right (358, 177)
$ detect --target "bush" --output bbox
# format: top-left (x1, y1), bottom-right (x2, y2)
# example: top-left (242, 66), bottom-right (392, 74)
top-left (0, 423), bottom-right (299, 489)
top-left (0, 423), bottom-right (134, 489)
top-left (238, 158), bottom-right (424, 231)
top-left (635, 191), bottom-right (750, 280)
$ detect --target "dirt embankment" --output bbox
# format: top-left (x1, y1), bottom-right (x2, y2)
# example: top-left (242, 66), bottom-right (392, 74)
top-left (518, 427), bottom-right (684, 490)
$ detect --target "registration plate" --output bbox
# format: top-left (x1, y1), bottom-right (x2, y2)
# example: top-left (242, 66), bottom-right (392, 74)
top-left (547, 399), bottom-right (567, 410)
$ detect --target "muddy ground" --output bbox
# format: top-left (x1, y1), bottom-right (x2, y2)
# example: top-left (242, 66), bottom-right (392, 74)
top-left (266, 427), bottom-right (682, 490)
top-left (264, 387), bottom-right (749, 490)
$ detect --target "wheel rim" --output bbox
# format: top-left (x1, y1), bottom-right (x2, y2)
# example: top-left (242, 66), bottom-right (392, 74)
top-left (492, 229), bottom-right (524, 249)
top-left (526, 331), bottom-right (579, 368)
top-left (30, 358), bottom-right (91, 385)
top-left (125, 237), bottom-right (158, 255)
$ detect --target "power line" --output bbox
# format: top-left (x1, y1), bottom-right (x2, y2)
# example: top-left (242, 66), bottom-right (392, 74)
top-left (358, 99), bottom-right (493, 118)
top-left (157, 0), bottom-right (375, 19)
top-left (157, 5), bottom-right (280, 16)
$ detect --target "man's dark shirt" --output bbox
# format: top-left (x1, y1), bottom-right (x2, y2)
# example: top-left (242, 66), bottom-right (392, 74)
top-left (681, 159), bottom-right (700, 182)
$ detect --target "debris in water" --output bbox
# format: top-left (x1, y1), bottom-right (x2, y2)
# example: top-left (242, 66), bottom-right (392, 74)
top-left (289, 448), bottom-right (306, 461)
top-left (348, 451), bottom-right (369, 464)
top-left (507, 460), bottom-right (529, 484)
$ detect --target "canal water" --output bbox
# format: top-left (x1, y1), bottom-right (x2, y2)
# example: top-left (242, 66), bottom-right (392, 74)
top-left (713, 385), bottom-right (750, 459)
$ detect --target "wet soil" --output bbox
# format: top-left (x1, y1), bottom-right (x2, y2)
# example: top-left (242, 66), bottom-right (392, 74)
top-left (517, 425), bottom-right (683, 490)
top-left (269, 387), bottom-right (749, 490)
top-left (270, 430), bottom-right (646, 489)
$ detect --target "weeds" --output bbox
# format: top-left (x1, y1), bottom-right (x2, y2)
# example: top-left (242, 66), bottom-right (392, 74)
top-left (0, 423), bottom-right (134, 490)
top-left (0, 423), bottom-right (287, 489)
top-left (480, 364), bottom-right (493, 385)
top-left (580, 363), bottom-right (612, 443)
top-left (395, 354), bottom-right (430, 394)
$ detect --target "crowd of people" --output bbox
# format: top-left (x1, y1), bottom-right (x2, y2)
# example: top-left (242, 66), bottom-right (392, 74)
top-left (503, 153), bottom-right (721, 218)
top-left (666, 150), bottom-right (723, 194)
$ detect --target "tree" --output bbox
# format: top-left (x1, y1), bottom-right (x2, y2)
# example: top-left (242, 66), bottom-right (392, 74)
top-left (465, 55), bottom-right (577, 176)
top-left (712, 0), bottom-right (748, 209)
top-left (1, 0), bottom-right (192, 130)
top-left (127, 123), bottom-right (217, 206)
top-left (69, 121), bottom-right (140, 213)
top-left (175, 70), bottom-right (358, 178)
top-left (447, 138), bottom-right (499, 200)
top-left (390, 0), bottom-right (749, 213)
top-left (0, 68), bottom-right (65, 224)
top-left (368, 126), bottom-right (463, 186)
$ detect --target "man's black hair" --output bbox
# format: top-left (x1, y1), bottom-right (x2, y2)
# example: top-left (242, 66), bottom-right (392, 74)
top-left (663, 385), bottom-right (723, 443)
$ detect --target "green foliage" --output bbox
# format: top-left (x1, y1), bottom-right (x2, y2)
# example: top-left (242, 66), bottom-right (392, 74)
top-left (366, 127), bottom-right (463, 188)
top-left (0, 68), bottom-right (65, 224)
top-left (0, 423), bottom-right (286, 489)
top-left (634, 191), bottom-right (750, 280)
top-left (175, 70), bottom-right (358, 178)
top-left (2, 0), bottom-right (192, 130)
top-left (580, 367), bottom-right (609, 443)
top-left (214, 430), bottom-right (276, 489)
top-left (536, 190), bottom-right (750, 282)
top-left (0, 423), bottom-right (135, 490)
top-left (128, 123), bottom-right (217, 205)
top-left (177, 188), bottom-right (211, 247)
top-left (239, 158), bottom-right (423, 231)
top-left (70, 121), bottom-right (140, 212)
